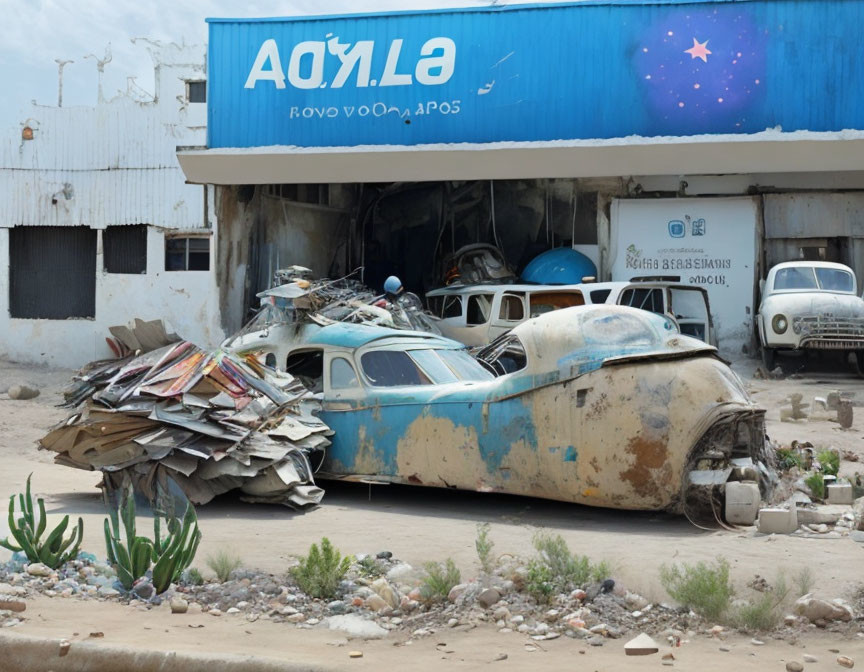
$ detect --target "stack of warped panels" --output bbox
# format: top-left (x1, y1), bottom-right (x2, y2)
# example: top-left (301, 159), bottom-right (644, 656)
top-left (41, 341), bottom-right (332, 509)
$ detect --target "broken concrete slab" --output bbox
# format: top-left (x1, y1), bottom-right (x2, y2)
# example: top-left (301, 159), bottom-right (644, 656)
top-left (757, 507), bottom-right (798, 534)
top-left (796, 505), bottom-right (849, 526)
top-left (624, 633), bottom-right (659, 655)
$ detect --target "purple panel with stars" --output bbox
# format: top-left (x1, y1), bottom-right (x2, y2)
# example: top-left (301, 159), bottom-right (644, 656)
top-left (635, 8), bottom-right (766, 135)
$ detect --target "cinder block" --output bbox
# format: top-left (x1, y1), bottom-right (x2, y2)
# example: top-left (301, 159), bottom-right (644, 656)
top-left (725, 481), bottom-right (760, 525)
top-left (757, 507), bottom-right (798, 534)
top-left (827, 483), bottom-right (854, 505)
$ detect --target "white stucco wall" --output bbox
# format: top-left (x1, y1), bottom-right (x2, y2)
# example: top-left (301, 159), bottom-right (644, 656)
top-left (0, 227), bottom-right (223, 367)
top-left (0, 41), bottom-right (225, 368)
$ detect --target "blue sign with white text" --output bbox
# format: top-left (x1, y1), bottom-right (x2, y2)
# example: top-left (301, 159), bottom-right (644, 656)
top-left (207, 0), bottom-right (864, 148)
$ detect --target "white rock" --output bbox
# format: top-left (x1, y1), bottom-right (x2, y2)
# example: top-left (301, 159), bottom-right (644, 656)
top-left (25, 563), bottom-right (51, 577)
top-left (624, 633), bottom-right (659, 656)
top-left (326, 615), bottom-right (388, 639)
top-left (385, 564), bottom-right (414, 581)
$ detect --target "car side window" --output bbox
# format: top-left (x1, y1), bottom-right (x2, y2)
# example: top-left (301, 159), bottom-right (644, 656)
top-left (620, 288), bottom-right (664, 314)
top-left (360, 351), bottom-right (433, 387)
top-left (441, 295), bottom-right (462, 318)
top-left (499, 294), bottom-right (525, 321)
top-left (330, 357), bottom-right (359, 389)
top-left (466, 294), bottom-right (494, 325)
top-left (590, 289), bottom-right (612, 303)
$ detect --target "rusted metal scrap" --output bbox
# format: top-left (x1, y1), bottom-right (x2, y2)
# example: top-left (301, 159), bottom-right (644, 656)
top-left (229, 268), bottom-right (439, 349)
top-left (41, 333), bottom-right (331, 509)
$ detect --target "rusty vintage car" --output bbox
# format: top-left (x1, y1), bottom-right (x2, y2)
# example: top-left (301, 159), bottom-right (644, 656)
top-left (227, 305), bottom-right (772, 517)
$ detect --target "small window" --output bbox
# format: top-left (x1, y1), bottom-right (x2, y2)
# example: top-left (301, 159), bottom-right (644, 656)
top-left (499, 294), bottom-right (525, 321)
top-left (9, 226), bottom-right (96, 319)
top-left (361, 351), bottom-right (432, 387)
top-left (330, 357), bottom-right (359, 389)
top-left (104, 225), bottom-right (147, 274)
top-left (441, 295), bottom-right (463, 319)
top-left (466, 294), bottom-right (493, 325)
top-left (186, 81), bottom-right (206, 103)
top-left (286, 350), bottom-right (324, 392)
top-left (590, 289), bottom-right (612, 304)
top-left (528, 291), bottom-right (584, 317)
top-left (265, 184), bottom-right (330, 206)
top-left (165, 237), bottom-right (210, 271)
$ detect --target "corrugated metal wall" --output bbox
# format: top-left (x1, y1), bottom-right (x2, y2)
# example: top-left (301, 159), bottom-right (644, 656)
top-left (0, 70), bottom-right (207, 229)
top-left (763, 192), bottom-right (864, 291)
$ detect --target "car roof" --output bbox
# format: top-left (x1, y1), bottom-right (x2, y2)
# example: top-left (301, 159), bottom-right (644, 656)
top-left (426, 283), bottom-right (587, 296)
top-left (769, 261), bottom-right (854, 272)
top-left (305, 322), bottom-right (462, 349)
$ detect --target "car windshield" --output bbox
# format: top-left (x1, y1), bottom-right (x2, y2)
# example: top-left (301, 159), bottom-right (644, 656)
top-left (361, 348), bottom-right (493, 387)
top-left (816, 268), bottom-right (855, 292)
top-left (774, 266), bottom-right (855, 292)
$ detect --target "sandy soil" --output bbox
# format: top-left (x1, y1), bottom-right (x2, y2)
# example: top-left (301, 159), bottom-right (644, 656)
top-left (1, 352), bottom-right (862, 669)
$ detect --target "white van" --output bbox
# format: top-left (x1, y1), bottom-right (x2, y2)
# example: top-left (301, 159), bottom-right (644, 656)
top-left (426, 279), bottom-right (715, 346)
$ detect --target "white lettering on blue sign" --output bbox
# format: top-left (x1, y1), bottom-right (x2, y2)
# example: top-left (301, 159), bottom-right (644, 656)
top-left (244, 36), bottom-right (456, 90)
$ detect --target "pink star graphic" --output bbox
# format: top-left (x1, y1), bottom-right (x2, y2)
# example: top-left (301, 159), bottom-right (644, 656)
top-left (684, 38), bottom-right (712, 63)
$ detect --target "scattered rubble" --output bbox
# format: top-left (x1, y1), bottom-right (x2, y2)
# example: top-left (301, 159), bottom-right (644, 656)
top-left (40, 321), bottom-right (331, 509)
top-left (7, 384), bottom-right (39, 400)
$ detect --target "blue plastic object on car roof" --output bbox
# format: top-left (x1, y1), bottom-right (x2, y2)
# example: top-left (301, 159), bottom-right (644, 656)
top-left (521, 248), bottom-right (597, 285)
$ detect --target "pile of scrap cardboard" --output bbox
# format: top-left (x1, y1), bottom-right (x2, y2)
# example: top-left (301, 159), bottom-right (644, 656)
top-left (41, 327), bottom-right (331, 509)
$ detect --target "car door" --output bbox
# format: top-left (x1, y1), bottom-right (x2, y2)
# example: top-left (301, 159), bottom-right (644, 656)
top-left (489, 291), bottom-right (527, 340)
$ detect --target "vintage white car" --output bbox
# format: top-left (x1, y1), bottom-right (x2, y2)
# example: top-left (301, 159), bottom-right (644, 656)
top-left (425, 280), bottom-right (715, 346)
top-left (757, 261), bottom-right (864, 370)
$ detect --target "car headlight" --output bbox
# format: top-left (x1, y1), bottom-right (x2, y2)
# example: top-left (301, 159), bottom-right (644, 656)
top-left (772, 314), bottom-right (788, 334)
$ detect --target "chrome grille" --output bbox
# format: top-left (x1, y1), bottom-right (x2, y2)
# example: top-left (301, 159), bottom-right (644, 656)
top-left (793, 315), bottom-right (864, 347)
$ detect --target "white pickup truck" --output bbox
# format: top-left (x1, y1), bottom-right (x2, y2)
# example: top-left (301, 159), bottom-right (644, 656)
top-left (757, 261), bottom-right (864, 371)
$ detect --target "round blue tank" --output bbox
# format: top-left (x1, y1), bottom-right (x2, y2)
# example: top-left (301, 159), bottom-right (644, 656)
top-left (521, 248), bottom-right (597, 285)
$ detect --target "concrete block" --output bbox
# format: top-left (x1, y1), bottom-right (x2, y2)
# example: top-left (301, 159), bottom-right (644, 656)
top-left (725, 481), bottom-right (760, 525)
top-left (827, 483), bottom-right (854, 505)
top-left (757, 507), bottom-right (798, 535)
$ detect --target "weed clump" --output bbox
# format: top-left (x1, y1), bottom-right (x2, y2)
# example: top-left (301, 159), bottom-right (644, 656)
top-left (659, 557), bottom-right (734, 621)
top-left (525, 532), bottom-right (609, 603)
top-left (729, 575), bottom-right (789, 631)
top-left (475, 523), bottom-right (495, 574)
top-left (184, 567), bottom-right (205, 586)
top-left (291, 538), bottom-right (351, 599)
top-left (793, 567), bottom-right (815, 597)
top-left (206, 549), bottom-right (242, 583)
top-left (420, 558), bottom-right (461, 603)
top-left (816, 450), bottom-right (840, 477)
top-left (356, 555), bottom-right (385, 579)
top-left (805, 471), bottom-right (825, 500)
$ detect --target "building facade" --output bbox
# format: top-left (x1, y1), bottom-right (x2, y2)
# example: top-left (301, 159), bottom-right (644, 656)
top-left (1, 42), bottom-right (223, 367)
top-left (178, 0), bottom-right (864, 354)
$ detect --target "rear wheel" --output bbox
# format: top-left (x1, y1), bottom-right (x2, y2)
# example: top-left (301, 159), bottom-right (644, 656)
top-left (761, 345), bottom-right (776, 371)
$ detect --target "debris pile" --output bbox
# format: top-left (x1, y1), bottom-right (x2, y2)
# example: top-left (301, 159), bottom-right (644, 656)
top-left (40, 334), bottom-right (331, 509)
top-left (237, 267), bottom-right (439, 338)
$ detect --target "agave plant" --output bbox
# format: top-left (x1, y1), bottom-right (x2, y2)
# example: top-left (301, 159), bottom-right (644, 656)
top-left (0, 475), bottom-right (83, 568)
top-left (104, 493), bottom-right (201, 594)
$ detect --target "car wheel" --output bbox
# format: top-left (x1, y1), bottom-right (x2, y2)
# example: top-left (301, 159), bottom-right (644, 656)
top-left (761, 345), bottom-right (776, 371)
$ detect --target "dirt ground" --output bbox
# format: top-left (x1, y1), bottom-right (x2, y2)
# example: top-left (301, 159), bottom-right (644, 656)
top-left (1, 351), bottom-right (863, 669)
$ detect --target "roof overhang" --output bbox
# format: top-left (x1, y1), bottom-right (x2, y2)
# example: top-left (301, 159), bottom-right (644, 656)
top-left (177, 130), bottom-right (864, 185)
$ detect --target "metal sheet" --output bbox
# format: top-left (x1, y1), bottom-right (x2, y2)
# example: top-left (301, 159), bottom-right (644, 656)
top-left (764, 193), bottom-right (864, 239)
